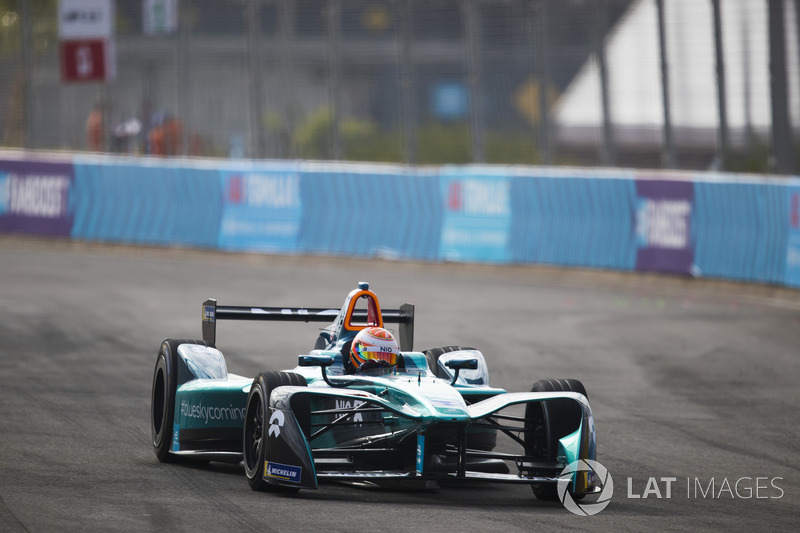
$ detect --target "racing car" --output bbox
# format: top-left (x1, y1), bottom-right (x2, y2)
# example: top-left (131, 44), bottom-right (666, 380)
top-left (150, 282), bottom-right (599, 501)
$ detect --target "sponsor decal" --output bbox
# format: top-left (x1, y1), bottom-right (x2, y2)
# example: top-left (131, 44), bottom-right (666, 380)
top-left (0, 173), bottom-right (7, 215)
top-left (0, 161), bottom-right (74, 236)
top-left (59, 0), bottom-right (114, 39)
top-left (268, 409), bottom-right (285, 437)
top-left (171, 423), bottom-right (180, 452)
top-left (335, 399), bottom-right (364, 424)
top-left (179, 400), bottom-right (245, 425)
top-left (226, 173), bottom-right (300, 208)
top-left (634, 179), bottom-right (694, 274)
top-left (265, 461), bottom-right (302, 483)
top-left (787, 186), bottom-right (800, 287)
top-left (202, 305), bottom-right (215, 322)
top-left (416, 433), bottom-right (425, 474)
top-left (0, 174), bottom-right (70, 217)
top-left (218, 170), bottom-right (302, 252)
top-left (440, 176), bottom-right (512, 263)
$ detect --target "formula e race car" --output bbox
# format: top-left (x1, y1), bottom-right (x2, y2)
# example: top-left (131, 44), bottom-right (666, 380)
top-left (150, 282), bottom-right (600, 501)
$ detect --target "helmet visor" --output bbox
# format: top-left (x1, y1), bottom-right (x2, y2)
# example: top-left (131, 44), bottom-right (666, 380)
top-left (356, 344), bottom-right (397, 366)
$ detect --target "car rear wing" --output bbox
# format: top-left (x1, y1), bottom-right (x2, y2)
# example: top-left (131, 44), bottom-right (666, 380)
top-left (201, 299), bottom-right (415, 350)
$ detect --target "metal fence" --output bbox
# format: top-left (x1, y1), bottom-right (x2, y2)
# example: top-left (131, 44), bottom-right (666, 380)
top-left (1, 0), bottom-right (798, 173)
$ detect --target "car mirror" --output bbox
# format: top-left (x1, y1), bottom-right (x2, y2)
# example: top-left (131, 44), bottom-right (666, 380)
top-left (443, 357), bottom-right (478, 386)
top-left (298, 354), bottom-right (335, 368)
top-left (444, 357), bottom-right (479, 371)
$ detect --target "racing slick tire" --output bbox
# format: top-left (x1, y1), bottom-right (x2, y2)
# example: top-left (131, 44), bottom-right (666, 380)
top-left (422, 346), bottom-right (476, 378)
top-left (526, 378), bottom-right (588, 501)
top-left (151, 339), bottom-right (209, 463)
top-left (243, 371), bottom-right (307, 492)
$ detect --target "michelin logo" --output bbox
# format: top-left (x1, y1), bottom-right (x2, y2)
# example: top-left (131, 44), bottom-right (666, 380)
top-left (265, 461), bottom-right (302, 483)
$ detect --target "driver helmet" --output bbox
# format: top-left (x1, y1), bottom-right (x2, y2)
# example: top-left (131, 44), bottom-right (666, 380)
top-left (350, 327), bottom-right (399, 370)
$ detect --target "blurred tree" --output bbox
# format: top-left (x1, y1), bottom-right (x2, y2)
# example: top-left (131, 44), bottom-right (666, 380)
top-left (1, 0), bottom-right (58, 146)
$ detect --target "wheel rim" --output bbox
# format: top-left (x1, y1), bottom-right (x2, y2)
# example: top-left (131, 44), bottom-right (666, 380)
top-left (244, 392), bottom-right (263, 474)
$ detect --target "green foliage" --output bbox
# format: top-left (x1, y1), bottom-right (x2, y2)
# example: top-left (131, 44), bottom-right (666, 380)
top-left (726, 139), bottom-right (771, 174)
top-left (416, 122), bottom-right (471, 164)
top-left (486, 132), bottom-right (539, 165)
top-left (0, 0), bottom-right (59, 56)
top-left (290, 110), bottom-right (542, 165)
top-left (291, 107), bottom-right (402, 162)
top-left (293, 107), bottom-right (334, 159)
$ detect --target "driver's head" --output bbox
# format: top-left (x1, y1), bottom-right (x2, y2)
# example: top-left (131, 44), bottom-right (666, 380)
top-left (350, 327), bottom-right (399, 371)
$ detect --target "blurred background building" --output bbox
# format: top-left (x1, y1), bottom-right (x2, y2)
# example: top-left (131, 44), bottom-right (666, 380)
top-left (0, 0), bottom-right (798, 173)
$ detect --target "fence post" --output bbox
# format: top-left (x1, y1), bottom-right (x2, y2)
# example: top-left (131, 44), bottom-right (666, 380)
top-left (535, 0), bottom-right (552, 165)
top-left (594, 0), bottom-right (615, 166)
top-left (176, 0), bottom-right (190, 155)
top-left (712, 0), bottom-right (729, 171)
top-left (326, 0), bottom-right (342, 160)
top-left (463, 0), bottom-right (484, 163)
top-left (399, 0), bottom-right (416, 165)
top-left (278, 0), bottom-right (297, 158)
top-left (247, 0), bottom-right (265, 159)
top-left (20, 0), bottom-right (33, 149)
top-left (768, 0), bottom-right (794, 174)
top-left (656, 0), bottom-right (675, 169)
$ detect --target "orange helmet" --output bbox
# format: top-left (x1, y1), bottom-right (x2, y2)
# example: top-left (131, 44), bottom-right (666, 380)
top-left (350, 327), bottom-right (399, 370)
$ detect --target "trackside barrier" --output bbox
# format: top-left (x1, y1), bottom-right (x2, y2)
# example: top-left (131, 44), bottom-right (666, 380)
top-left (1, 151), bottom-right (799, 289)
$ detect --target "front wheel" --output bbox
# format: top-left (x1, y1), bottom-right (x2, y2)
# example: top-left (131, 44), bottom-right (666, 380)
top-left (526, 378), bottom-right (588, 501)
top-left (243, 371), bottom-right (307, 492)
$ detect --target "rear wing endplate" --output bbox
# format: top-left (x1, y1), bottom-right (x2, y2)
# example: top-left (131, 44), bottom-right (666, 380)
top-left (201, 299), bottom-right (415, 351)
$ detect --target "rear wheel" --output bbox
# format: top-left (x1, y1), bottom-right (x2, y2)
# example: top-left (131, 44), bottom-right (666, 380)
top-left (422, 345), bottom-right (475, 378)
top-left (150, 339), bottom-right (208, 462)
top-left (243, 371), bottom-right (307, 492)
top-left (526, 378), bottom-right (588, 501)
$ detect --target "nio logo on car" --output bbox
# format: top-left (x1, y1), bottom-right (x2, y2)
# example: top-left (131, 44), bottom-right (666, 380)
top-left (265, 461), bottom-right (302, 483)
top-left (268, 409), bottom-right (285, 437)
top-left (558, 459), bottom-right (613, 516)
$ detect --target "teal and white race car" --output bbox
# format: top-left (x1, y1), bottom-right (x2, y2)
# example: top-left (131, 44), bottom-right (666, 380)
top-left (150, 282), bottom-right (599, 501)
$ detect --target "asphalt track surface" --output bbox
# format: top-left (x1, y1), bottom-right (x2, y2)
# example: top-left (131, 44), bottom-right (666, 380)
top-left (1, 237), bottom-right (799, 532)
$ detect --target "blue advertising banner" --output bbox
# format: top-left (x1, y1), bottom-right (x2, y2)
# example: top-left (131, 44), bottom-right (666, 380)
top-left (297, 166), bottom-right (441, 261)
top-left (439, 170), bottom-right (511, 263)
top-left (218, 168), bottom-right (302, 252)
top-left (509, 173), bottom-right (637, 270)
top-left (786, 181), bottom-right (800, 287)
top-left (634, 178), bottom-right (695, 274)
top-left (0, 158), bottom-right (73, 236)
top-left (2, 151), bottom-right (798, 291)
top-left (70, 159), bottom-right (221, 247)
